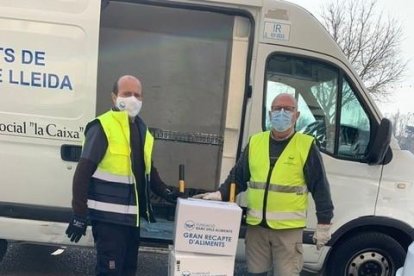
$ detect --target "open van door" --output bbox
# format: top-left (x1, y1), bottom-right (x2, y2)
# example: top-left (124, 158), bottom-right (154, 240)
top-left (0, 0), bottom-right (100, 245)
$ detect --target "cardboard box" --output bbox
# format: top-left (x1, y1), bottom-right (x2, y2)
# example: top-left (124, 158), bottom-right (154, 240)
top-left (168, 248), bottom-right (235, 276)
top-left (174, 198), bottom-right (242, 256)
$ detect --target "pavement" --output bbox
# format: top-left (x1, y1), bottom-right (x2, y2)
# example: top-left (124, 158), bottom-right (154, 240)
top-left (0, 243), bottom-right (318, 275)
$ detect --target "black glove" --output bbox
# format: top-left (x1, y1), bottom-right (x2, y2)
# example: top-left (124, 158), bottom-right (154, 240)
top-left (163, 188), bottom-right (186, 204)
top-left (65, 215), bottom-right (87, 243)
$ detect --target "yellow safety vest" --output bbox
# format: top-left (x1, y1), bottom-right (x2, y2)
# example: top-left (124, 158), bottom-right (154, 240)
top-left (246, 131), bottom-right (313, 229)
top-left (87, 110), bottom-right (154, 227)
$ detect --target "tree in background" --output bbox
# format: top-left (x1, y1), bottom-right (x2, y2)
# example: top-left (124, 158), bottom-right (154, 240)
top-left (320, 0), bottom-right (407, 99)
top-left (388, 111), bottom-right (414, 153)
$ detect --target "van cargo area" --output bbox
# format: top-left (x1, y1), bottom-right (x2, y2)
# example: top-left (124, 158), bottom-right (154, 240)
top-left (96, 2), bottom-right (250, 230)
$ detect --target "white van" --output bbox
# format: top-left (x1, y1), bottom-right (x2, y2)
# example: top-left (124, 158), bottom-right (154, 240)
top-left (0, 0), bottom-right (413, 275)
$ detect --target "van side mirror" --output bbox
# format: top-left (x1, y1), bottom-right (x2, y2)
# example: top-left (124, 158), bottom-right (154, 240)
top-left (367, 118), bottom-right (392, 165)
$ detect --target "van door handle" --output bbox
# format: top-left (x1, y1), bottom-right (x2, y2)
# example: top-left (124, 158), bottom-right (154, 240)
top-left (61, 144), bottom-right (82, 162)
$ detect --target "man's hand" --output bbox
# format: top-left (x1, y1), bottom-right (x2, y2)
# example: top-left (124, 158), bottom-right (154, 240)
top-left (192, 191), bottom-right (222, 201)
top-left (163, 188), bottom-right (186, 204)
top-left (312, 224), bottom-right (331, 250)
top-left (65, 215), bottom-right (87, 243)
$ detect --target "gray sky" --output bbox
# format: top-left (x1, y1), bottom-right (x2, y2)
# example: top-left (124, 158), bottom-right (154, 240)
top-left (287, 0), bottom-right (413, 115)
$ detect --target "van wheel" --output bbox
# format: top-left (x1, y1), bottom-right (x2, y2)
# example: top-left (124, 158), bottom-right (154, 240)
top-left (0, 239), bottom-right (7, 262)
top-left (325, 232), bottom-right (405, 276)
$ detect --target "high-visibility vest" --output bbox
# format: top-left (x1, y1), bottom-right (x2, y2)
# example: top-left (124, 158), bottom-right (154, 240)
top-left (87, 110), bottom-right (154, 227)
top-left (246, 131), bottom-right (314, 229)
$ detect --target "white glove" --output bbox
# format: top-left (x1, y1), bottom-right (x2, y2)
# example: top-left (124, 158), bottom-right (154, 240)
top-left (192, 191), bottom-right (222, 201)
top-left (312, 224), bottom-right (331, 250)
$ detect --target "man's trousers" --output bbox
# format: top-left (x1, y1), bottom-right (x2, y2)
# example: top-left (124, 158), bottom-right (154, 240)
top-left (92, 220), bottom-right (140, 276)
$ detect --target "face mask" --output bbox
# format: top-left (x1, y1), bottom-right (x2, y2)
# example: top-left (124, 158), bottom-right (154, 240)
top-left (270, 109), bottom-right (293, 132)
top-left (116, 96), bottom-right (142, 117)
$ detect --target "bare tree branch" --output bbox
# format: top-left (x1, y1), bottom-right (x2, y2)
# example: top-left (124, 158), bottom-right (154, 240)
top-left (320, 0), bottom-right (407, 97)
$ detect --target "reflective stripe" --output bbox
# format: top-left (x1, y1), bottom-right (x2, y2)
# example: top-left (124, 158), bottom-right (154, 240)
top-left (247, 209), bottom-right (263, 219)
top-left (248, 181), bottom-right (266, 189)
top-left (248, 209), bottom-right (306, 220)
top-left (87, 199), bottom-right (137, 215)
top-left (92, 169), bottom-right (133, 184)
top-left (249, 181), bottom-right (308, 194)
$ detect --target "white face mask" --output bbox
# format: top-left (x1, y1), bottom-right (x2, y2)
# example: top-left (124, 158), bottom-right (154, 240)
top-left (116, 96), bottom-right (142, 117)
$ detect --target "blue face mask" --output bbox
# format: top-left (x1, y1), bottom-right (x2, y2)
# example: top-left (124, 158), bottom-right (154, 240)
top-left (270, 109), bottom-right (293, 132)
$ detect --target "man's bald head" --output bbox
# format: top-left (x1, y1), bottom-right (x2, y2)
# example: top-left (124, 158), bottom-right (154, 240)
top-left (112, 75), bottom-right (142, 96)
top-left (271, 93), bottom-right (297, 111)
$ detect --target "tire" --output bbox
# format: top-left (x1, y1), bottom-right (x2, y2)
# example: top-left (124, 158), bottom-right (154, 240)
top-left (0, 239), bottom-right (7, 263)
top-left (325, 232), bottom-right (406, 276)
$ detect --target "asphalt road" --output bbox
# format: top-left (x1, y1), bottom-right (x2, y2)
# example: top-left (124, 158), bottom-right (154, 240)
top-left (0, 243), bottom-right (318, 275)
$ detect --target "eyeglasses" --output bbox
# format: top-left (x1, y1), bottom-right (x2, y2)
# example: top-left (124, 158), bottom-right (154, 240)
top-left (271, 105), bottom-right (296, 112)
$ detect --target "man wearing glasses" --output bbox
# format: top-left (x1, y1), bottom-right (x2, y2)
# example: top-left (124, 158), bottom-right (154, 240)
top-left (194, 93), bottom-right (334, 276)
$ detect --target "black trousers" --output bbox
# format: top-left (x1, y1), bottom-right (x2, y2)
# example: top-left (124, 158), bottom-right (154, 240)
top-left (91, 220), bottom-right (140, 276)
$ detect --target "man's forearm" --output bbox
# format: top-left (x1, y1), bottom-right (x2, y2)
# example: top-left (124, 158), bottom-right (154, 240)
top-left (72, 158), bottom-right (97, 217)
top-left (305, 145), bottom-right (334, 224)
top-left (219, 148), bottom-right (250, 200)
top-left (149, 165), bottom-right (169, 197)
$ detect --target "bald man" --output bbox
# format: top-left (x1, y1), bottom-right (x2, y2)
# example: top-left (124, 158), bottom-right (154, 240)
top-left (194, 93), bottom-right (334, 276)
top-left (66, 75), bottom-right (182, 276)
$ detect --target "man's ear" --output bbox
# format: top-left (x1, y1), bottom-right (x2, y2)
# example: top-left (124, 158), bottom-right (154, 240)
top-left (111, 92), bottom-right (117, 105)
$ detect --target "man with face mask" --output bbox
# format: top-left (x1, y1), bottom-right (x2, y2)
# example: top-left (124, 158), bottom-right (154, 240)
top-left (194, 93), bottom-right (334, 276)
top-left (65, 75), bottom-right (183, 276)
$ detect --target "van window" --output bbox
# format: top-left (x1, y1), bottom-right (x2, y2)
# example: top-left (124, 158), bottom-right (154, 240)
top-left (339, 78), bottom-right (370, 158)
top-left (264, 54), bottom-right (371, 161)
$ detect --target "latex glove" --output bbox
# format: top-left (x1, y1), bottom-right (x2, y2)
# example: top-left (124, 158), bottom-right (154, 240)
top-left (312, 224), bottom-right (331, 250)
top-left (163, 188), bottom-right (186, 204)
top-left (65, 215), bottom-right (87, 243)
top-left (192, 191), bottom-right (222, 201)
